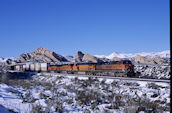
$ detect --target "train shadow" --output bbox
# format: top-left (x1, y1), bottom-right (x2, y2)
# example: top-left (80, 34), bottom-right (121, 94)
top-left (0, 71), bottom-right (36, 80)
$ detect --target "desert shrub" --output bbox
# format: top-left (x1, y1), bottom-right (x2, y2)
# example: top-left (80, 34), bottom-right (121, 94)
top-left (76, 90), bottom-right (91, 105)
top-left (101, 83), bottom-right (110, 92)
top-left (58, 90), bottom-right (67, 97)
top-left (142, 93), bottom-right (147, 97)
top-left (76, 89), bottom-right (103, 106)
top-left (102, 107), bottom-right (111, 113)
top-left (64, 84), bottom-right (77, 93)
top-left (31, 104), bottom-right (43, 113)
top-left (22, 91), bottom-right (36, 103)
top-left (151, 93), bottom-right (159, 98)
top-left (40, 82), bottom-right (52, 87)
top-left (132, 96), bottom-right (166, 113)
top-left (111, 80), bottom-right (121, 88)
top-left (124, 106), bottom-right (139, 113)
top-left (54, 98), bottom-right (64, 113)
top-left (79, 78), bottom-right (98, 88)
top-left (154, 100), bottom-right (161, 104)
top-left (123, 82), bottom-right (140, 87)
top-left (66, 98), bottom-right (73, 105)
top-left (88, 77), bottom-right (99, 84)
top-left (83, 108), bottom-right (91, 113)
top-left (39, 92), bottom-right (49, 99)
top-left (110, 94), bottom-right (125, 109)
top-left (146, 83), bottom-right (160, 89)
top-left (20, 81), bottom-right (31, 89)
top-left (73, 77), bottom-right (79, 84)
top-left (0, 74), bottom-right (9, 84)
top-left (44, 95), bottom-right (65, 113)
top-left (100, 78), bottom-right (106, 85)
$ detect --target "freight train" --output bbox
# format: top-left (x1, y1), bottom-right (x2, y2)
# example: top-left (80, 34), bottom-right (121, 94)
top-left (10, 60), bottom-right (135, 77)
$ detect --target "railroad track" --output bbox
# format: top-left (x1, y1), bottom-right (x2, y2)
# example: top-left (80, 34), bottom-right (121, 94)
top-left (68, 74), bottom-right (170, 83)
top-left (39, 72), bottom-right (170, 83)
top-left (6, 71), bottom-right (171, 83)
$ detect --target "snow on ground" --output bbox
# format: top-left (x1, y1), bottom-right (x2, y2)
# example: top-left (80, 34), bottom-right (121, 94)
top-left (0, 84), bottom-right (32, 113)
top-left (134, 64), bottom-right (170, 79)
top-left (0, 73), bottom-right (171, 113)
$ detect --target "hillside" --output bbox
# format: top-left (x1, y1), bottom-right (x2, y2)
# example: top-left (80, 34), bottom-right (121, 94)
top-left (17, 47), bottom-right (68, 63)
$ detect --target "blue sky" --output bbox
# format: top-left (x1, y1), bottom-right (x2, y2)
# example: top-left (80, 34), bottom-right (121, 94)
top-left (0, 0), bottom-right (170, 57)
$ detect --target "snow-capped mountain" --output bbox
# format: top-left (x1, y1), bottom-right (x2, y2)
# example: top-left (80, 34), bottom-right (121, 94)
top-left (0, 57), bottom-right (5, 65)
top-left (95, 50), bottom-right (170, 59)
top-left (0, 57), bottom-right (16, 65)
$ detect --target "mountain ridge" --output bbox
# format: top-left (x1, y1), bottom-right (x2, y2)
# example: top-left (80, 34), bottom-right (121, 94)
top-left (0, 50), bottom-right (170, 65)
top-left (94, 50), bottom-right (170, 59)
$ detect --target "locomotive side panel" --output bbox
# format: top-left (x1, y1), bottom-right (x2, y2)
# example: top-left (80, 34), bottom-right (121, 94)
top-left (48, 66), bottom-right (57, 71)
top-left (77, 65), bottom-right (89, 71)
top-left (77, 64), bottom-right (95, 71)
top-left (72, 64), bottom-right (79, 71)
top-left (59, 65), bottom-right (71, 71)
top-left (96, 64), bottom-right (125, 72)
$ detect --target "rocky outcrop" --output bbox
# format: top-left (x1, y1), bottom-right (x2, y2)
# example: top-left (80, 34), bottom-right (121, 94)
top-left (17, 47), bottom-right (68, 63)
top-left (17, 54), bottom-right (31, 62)
top-left (82, 54), bottom-right (99, 63)
top-left (153, 58), bottom-right (164, 64)
top-left (134, 54), bottom-right (165, 65)
top-left (73, 51), bottom-right (103, 63)
top-left (112, 57), bottom-right (121, 61)
top-left (73, 51), bottom-right (84, 62)
top-left (134, 55), bottom-right (155, 64)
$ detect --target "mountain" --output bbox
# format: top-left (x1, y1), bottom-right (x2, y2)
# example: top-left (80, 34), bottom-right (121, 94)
top-left (1, 49), bottom-right (170, 65)
top-left (95, 50), bottom-right (170, 59)
top-left (17, 47), bottom-right (68, 63)
top-left (64, 56), bottom-right (74, 62)
top-left (73, 51), bottom-right (85, 62)
top-left (73, 51), bottom-right (103, 63)
top-left (0, 57), bottom-right (4, 65)
top-left (0, 57), bottom-right (16, 66)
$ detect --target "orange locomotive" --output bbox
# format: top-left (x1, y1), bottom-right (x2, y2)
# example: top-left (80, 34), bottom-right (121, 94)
top-left (47, 60), bottom-right (134, 77)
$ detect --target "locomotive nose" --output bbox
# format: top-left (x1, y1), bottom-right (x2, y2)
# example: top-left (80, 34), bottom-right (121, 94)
top-left (125, 64), bottom-right (134, 72)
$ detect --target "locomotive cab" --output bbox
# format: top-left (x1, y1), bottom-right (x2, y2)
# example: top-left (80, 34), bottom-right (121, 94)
top-left (122, 60), bottom-right (134, 76)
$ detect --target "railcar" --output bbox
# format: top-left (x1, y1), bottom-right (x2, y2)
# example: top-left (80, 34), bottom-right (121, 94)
top-left (11, 60), bottom-right (135, 77)
top-left (95, 60), bottom-right (134, 77)
top-left (40, 63), bottom-right (48, 72)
